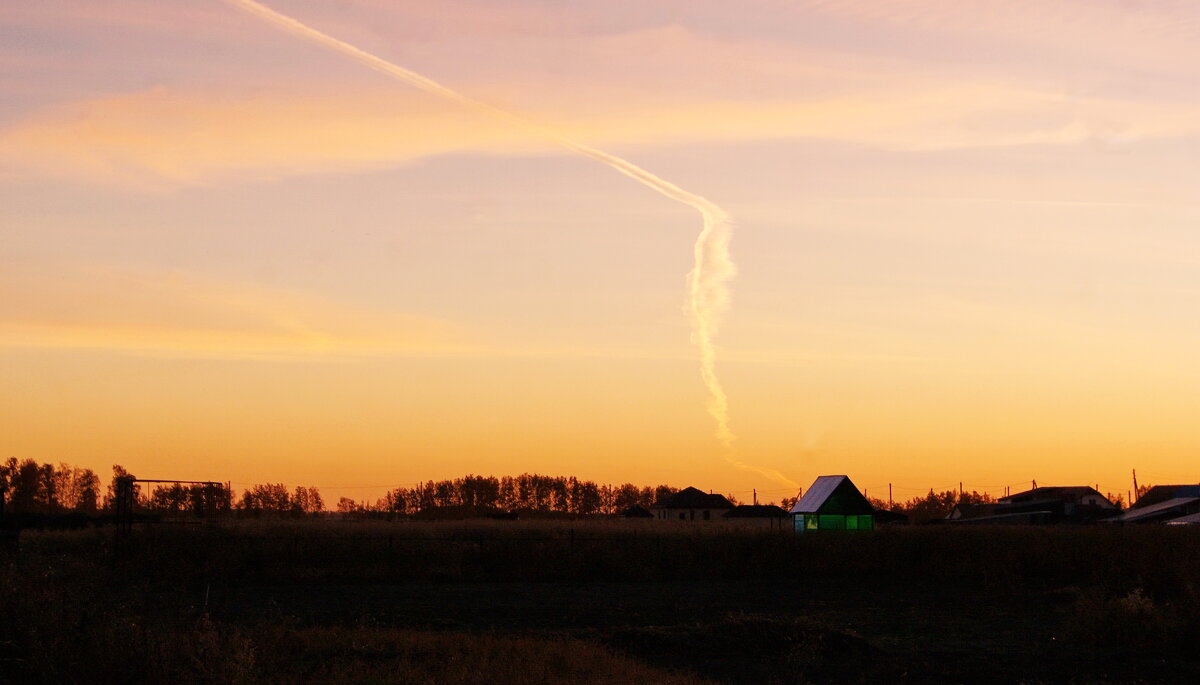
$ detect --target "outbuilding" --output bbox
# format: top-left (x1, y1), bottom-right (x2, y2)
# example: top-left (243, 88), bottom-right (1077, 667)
top-left (789, 475), bottom-right (874, 533)
top-left (621, 504), bottom-right (654, 518)
top-left (723, 504), bottom-right (789, 529)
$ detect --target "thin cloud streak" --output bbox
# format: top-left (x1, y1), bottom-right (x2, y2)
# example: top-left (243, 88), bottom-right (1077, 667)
top-left (0, 266), bottom-right (457, 358)
top-left (224, 0), bottom-right (794, 485)
top-left (4, 81), bottom-right (1198, 188)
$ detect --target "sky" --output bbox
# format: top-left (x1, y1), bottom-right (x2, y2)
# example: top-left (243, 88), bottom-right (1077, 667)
top-left (3, 0), bottom-right (1200, 505)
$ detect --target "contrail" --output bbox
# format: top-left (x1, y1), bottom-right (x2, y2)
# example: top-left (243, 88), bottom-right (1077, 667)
top-left (224, 0), bottom-right (796, 488)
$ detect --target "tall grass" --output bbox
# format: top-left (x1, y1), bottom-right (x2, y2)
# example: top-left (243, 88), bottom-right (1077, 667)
top-left (23, 520), bottom-right (1199, 592)
top-left (0, 589), bottom-right (713, 685)
top-left (6, 521), bottom-right (1200, 683)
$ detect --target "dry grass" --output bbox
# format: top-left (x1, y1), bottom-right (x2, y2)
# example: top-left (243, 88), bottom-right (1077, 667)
top-left (0, 569), bottom-right (712, 685)
top-left (23, 519), bottom-right (1197, 591)
top-left (6, 520), bottom-right (1200, 683)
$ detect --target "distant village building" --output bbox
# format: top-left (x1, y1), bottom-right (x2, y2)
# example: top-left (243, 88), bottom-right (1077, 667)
top-left (620, 504), bottom-right (653, 518)
top-left (872, 508), bottom-right (909, 526)
top-left (1133, 485), bottom-right (1200, 509)
top-left (1000, 486), bottom-right (1114, 510)
top-left (1104, 495), bottom-right (1200, 525)
top-left (722, 504), bottom-right (788, 529)
top-left (1166, 512), bottom-right (1200, 526)
top-left (652, 487), bottom-right (733, 521)
top-left (789, 476), bottom-right (874, 532)
top-left (947, 502), bottom-right (996, 521)
top-left (950, 486), bottom-right (1116, 525)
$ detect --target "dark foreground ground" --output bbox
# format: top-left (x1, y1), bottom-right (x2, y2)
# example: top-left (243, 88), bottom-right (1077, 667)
top-left (3, 521), bottom-right (1199, 684)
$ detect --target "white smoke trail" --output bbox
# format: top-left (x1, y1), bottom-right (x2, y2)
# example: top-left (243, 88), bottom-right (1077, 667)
top-left (225, 0), bottom-right (796, 488)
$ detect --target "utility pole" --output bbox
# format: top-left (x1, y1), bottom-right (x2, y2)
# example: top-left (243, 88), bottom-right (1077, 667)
top-left (888, 483), bottom-right (893, 509)
top-left (1132, 469), bottom-right (1140, 503)
top-left (753, 488), bottom-right (757, 506)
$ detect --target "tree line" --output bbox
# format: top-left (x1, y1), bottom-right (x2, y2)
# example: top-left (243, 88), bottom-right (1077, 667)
top-left (2, 458), bottom-right (1133, 521)
top-left (0, 458), bottom-right (101, 514)
top-left (871, 489), bottom-right (995, 524)
top-left (338, 474), bottom-right (681, 517)
top-left (0, 461), bottom-right (682, 518)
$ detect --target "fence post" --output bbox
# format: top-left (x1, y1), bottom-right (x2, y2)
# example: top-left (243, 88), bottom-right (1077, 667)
top-left (113, 476), bottom-right (135, 559)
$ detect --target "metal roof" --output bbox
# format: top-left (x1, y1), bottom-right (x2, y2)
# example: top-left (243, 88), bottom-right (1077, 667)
top-left (1105, 497), bottom-right (1200, 523)
top-left (1167, 512), bottom-right (1200, 525)
top-left (788, 475), bottom-right (872, 515)
top-left (947, 510), bottom-right (1055, 524)
top-left (1133, 485), bottom-right (1200, 508)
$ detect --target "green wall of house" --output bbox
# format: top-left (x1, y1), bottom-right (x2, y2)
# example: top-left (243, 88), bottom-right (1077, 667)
top-left (793, 513), bottom-right (874, 533)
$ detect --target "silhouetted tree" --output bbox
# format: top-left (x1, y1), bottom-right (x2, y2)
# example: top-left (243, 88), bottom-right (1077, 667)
top-left (291, 486), bottom-right (324, 514)
top-left (897, 489), bottom-right (993, 523)
top-left (105, 465), bottom-right (140, 512)
top-left (612, 483), bottom-right (643, 512)
top-left (1, 459), bottom-right (42, 513)
top-left (54, 464), bottom-right (101, 513)
top-left (144, 482), bottom-right (231, 516)
top-left (1107, 491), bottom-right (1127, 510)
top-left (239, 483), bottom-right (292, 516)
top-left (373, 474), bottom-right (681, 517)
top-left (653, 485), bottom-right (678, 506)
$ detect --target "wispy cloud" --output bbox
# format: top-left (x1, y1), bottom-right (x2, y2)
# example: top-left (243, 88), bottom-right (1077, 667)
top-left (0, 265), bottom-right (458, 358)
top-left (3, 81), bottom-right (1196, 188)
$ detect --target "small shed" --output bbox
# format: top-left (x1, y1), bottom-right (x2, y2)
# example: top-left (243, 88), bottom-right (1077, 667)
top-left (621, 504), bottom-right (654, 518)
top-left (789, 475), bottom-right (874, 533)
top-left (723, 504), bottom-right (789, 529)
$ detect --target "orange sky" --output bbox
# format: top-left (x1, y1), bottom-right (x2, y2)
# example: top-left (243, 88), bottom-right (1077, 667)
top-left (3, 1), bottom-right (1200, 505)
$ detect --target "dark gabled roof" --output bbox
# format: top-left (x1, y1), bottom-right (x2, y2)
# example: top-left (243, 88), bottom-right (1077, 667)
top-left (873, 508), bottom-right (909, 525)
top-left (947, 503), bottom-right (997, 520)
top-left (723, 504), bottom-right (788, 519)
top-left (621, 504), bottom-right (653, 518)
top-left (1000, 486), bottom-right (1113, 507)
top-left (947, 510), bottom-right (1056, 525)
top-left (655, 486), bottom-right (734, 510)
top-left (789, 476), bottom-right (874, 515)
top-left (1134, 485), bottom-right (1200, 509)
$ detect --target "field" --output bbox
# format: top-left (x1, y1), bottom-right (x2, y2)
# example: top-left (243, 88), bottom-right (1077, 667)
top-left (3, 520), bottom-right (1200, 684)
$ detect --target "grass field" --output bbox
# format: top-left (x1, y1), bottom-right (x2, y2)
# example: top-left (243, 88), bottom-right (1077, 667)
top-left (3, 521), bottom-right (1199, 684)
